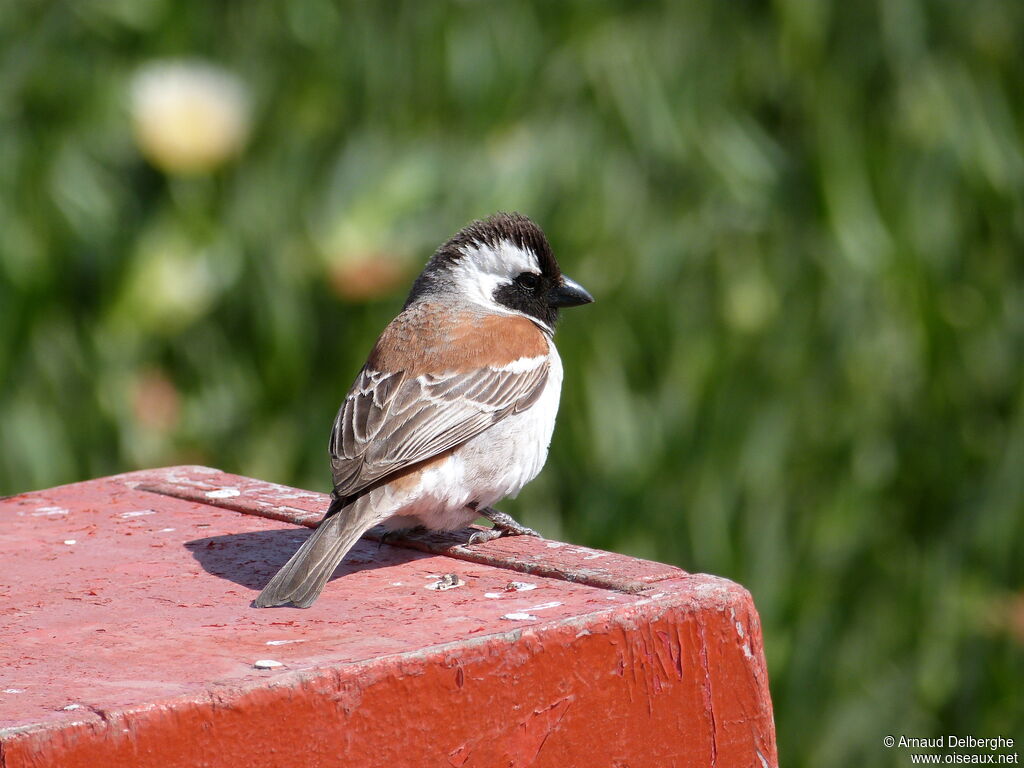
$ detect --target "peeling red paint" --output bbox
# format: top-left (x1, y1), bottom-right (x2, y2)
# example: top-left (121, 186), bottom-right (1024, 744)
top-left (0, 467), bottom-right (777, 768)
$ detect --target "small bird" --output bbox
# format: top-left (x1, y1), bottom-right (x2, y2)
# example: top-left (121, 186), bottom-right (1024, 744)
top-left (255, 212), bottom-right (593, 608)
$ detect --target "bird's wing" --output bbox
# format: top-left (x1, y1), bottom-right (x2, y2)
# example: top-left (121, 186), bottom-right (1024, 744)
top-left (328, 357), bottom-right (549, 500)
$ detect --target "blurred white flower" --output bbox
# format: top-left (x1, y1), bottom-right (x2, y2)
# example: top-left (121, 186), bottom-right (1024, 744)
top-left (130, 60), bottom-right (251, 174)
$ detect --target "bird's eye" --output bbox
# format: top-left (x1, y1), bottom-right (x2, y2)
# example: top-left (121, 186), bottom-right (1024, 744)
top-left (516, 272), bottom-right (541, 290)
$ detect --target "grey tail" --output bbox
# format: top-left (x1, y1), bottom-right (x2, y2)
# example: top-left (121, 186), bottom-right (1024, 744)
top-left (254, 495), bottom-right (379, 608)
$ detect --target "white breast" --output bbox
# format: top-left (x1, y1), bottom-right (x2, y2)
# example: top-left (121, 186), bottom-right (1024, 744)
top-left (464, 341), bottom-right (563, 501)
top-left (384, 340), bottom-right (563, 531)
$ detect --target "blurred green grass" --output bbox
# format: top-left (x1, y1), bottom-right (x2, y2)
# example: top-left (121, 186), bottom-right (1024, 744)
top-left (1, 1), bottom-right (1022, 763)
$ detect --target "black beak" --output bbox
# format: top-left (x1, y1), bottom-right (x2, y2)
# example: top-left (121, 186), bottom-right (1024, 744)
top-left (548, 275), bottom-right (594, 308)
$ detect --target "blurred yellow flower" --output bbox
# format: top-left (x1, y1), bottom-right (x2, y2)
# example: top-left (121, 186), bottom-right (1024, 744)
top-left (130, 60), bottom-right (251, 174)
top-left (723, 271), bottom-right (778, 332)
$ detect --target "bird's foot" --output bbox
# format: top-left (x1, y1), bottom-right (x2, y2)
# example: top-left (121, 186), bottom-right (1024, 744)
top-left (467, 506), bottom-right (542, 545)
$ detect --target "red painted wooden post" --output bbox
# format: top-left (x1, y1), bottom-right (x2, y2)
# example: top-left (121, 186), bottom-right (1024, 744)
top-left (0, 467), bottom-right (777, 768)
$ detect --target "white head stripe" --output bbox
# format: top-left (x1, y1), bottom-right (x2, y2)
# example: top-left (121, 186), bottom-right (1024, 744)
top-left (459, 239), bottom-right (538, 276)
top-left (448, 239), bottom-right (540, 312)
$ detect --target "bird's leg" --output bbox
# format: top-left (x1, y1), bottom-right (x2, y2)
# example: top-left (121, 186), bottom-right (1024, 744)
top-left (467, 505), bottom-right (542, 545)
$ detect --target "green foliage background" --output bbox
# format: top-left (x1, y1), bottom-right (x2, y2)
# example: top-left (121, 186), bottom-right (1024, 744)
top-left (2, 1), bottom-right (1022, 763)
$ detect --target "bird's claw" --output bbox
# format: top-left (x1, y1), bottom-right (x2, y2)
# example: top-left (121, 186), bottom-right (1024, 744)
top-left (467, 528), bottom-right (502, 545)
top-left (467, 506), bottom-right (542, 545)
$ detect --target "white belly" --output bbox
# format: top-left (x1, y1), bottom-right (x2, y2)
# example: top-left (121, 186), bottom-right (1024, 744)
top-left (384, 343), bottom-right (563, 531)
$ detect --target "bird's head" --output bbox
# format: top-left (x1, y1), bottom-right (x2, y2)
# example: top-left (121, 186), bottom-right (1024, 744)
top-left (407, 212), bottom-right (593, 332)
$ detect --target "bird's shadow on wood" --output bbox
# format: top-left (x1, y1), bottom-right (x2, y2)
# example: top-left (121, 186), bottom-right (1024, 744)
top-left (184, 528), bottom-right (429, 593)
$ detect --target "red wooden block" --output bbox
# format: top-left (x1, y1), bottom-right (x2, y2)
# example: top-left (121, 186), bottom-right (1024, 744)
top-left (0, 467), bottom-right (777, 768)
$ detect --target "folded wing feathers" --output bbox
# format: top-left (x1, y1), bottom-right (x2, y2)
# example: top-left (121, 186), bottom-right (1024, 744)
top-left (328, 357), bottom-right (549, 498)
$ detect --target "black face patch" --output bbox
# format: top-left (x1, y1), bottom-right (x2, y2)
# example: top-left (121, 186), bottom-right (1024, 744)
top-left (492, 270), bottom-right (560, 328)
